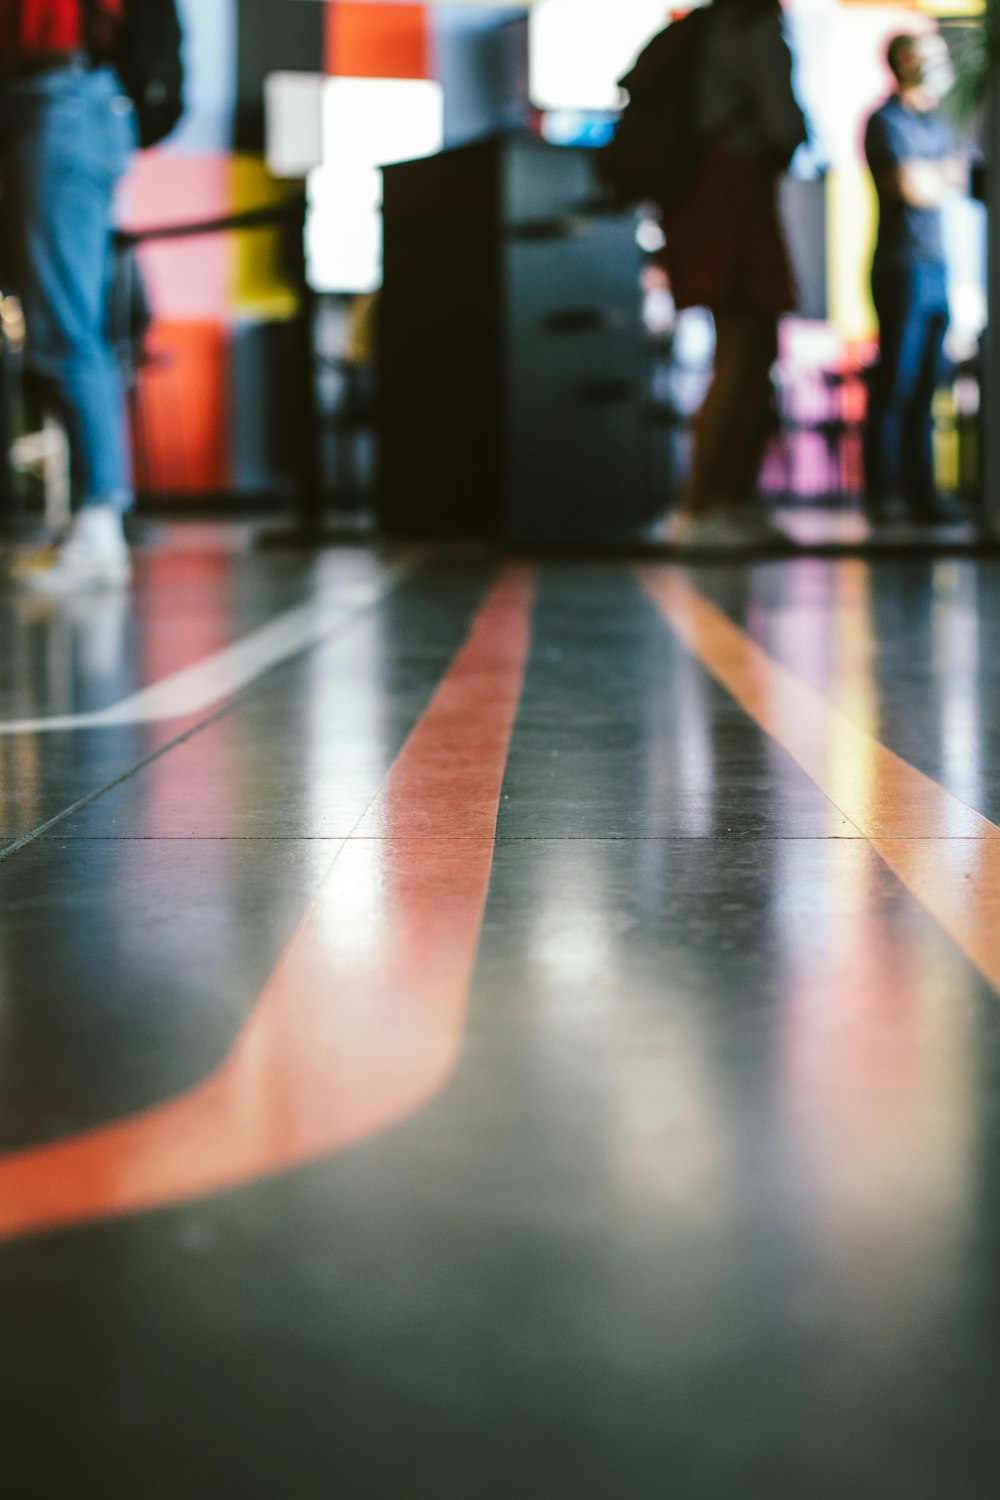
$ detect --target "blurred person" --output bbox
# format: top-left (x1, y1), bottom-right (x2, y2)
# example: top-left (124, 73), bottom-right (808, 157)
top-left (0, 0), bottom-right (136, 590)
top-left (864, 30), bottom-right (967, 526)
top-left (659, 0), bottom-right (807, 549)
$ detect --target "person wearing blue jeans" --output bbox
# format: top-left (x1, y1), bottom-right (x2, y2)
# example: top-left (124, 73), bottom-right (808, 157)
top-left (0, 4), bottom-right (136, 590)
top-left (868, 260), bottom-right (950, 520)
top-left (864, 31), bottom-right (966, 527)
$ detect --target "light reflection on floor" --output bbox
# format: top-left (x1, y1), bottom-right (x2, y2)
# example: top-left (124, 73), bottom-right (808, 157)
top-left (0, 535), bottom-right (999, 1495)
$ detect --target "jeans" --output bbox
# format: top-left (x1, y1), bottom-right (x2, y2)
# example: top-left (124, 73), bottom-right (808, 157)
top-left (866, 260), bottom-right (950, 513)
top-left (0, 62), bottom-right (136, 511)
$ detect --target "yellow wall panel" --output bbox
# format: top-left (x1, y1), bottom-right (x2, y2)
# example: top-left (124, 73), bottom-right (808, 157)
top-left (826, 166), bottom-right (879, 341)
top-left (230, 155), bottom-right (302, 322)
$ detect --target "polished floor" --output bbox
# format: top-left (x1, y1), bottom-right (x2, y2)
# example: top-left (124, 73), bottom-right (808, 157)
top-left (3, 525), bottom-right (1000, 1497)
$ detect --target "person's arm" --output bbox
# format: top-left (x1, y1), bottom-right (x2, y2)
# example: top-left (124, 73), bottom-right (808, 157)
top-left (876, 152), bottom-right (965, 206)
top-left (892, 155), bottom-right (965, 206)
top-left (865, 110), bottom-right (966, 206)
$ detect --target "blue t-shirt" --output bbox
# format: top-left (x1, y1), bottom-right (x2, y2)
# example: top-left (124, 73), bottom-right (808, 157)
top-left (864, 95), bottom-right (955, 268)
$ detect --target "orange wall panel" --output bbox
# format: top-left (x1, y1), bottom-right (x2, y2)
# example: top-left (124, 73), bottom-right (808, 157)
top-left (326, 3), bottom-right (430, 79)
top-left (132, 321), bottom-right (230, 495)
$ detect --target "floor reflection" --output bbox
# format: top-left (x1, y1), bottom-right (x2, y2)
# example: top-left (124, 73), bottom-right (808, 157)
top-left (0, 568), bottom-right (534, 1239)
top-left (775, 838), bottom-right (977, 1337)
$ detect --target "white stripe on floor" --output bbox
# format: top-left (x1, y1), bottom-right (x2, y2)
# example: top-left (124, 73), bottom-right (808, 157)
top-left (0, 582), bottom-right (400, 735)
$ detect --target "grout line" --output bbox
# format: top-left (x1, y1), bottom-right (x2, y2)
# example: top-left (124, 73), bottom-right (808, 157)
top-left (21, 832), bottom-right (1000, 845)
top-left (0, 564), bottom-right (538, 1241)
top-left (639, 564), bottom-right (1000, 996)
top-left (0, 701), bottom-right (240, 865)
top-left (0, 573), bottom-right (411, 865)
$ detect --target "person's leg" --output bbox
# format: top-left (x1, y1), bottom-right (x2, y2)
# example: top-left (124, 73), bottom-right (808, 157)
top-left (682, 311), bottom-right (750, 515)
top-left (681, 310), bottom-right (778, 515)
top-left (866, 266), bottom-right (925, 517)
top-left (666, 310), bottom-right (787, 546)
top-left (6, 66), bottom-right (135, 516)
top-left (713, 311), bottom-right (778, 506)
top-left (902, 264), bottom-right (951, 517)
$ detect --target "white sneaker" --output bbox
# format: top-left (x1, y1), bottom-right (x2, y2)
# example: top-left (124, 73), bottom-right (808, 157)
top-left (12, 534), bottom-right (132, 593)
top-left (664, 509), bottom-right (791, 552)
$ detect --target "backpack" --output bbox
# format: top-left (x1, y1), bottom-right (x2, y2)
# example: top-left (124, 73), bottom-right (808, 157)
top-left (596, 10), bottom-right (712, 214)
top-left (85, 0), bottom-right (186, 149)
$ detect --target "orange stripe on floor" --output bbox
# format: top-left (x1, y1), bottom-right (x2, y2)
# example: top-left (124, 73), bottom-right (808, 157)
top-left (0, 566), bottom-right (536, 1241)
top-left (638, 566), bottom-right (1000, 996)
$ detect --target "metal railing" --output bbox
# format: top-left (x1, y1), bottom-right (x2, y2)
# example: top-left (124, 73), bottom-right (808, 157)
top-left (1, 192), bottom-right (329, 541)
top-left (113, 192), bottom-right (327, 541)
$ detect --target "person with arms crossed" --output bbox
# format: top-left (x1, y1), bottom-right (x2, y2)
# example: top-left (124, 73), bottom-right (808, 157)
top-left (864, 30), bottom-right (967, 527)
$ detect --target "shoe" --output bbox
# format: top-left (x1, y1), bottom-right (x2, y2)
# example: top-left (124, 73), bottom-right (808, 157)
top-left (11, 534), bottom-right (131, 593)
top-left (664, 509), bottom-right (792, 552)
